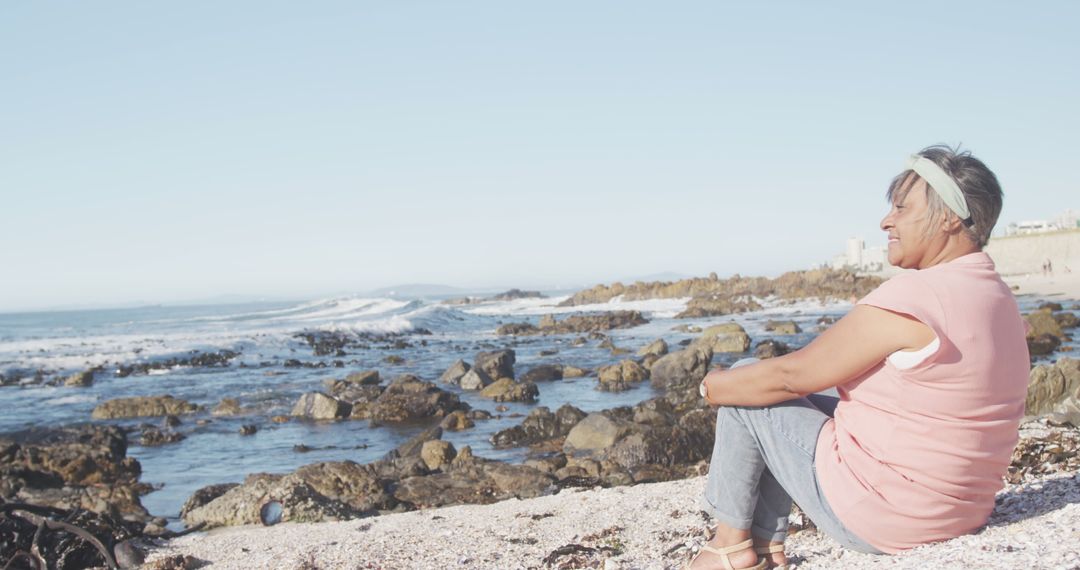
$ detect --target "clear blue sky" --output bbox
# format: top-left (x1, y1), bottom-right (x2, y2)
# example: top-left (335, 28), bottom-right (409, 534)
top-left (2, 2), bottom-right (1076, 311)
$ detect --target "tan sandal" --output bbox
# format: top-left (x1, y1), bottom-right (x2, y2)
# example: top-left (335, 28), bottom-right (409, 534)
top-left (754, 543), bottom-right (788, 570)
top-left (685, 538), bottom-right (767, 570)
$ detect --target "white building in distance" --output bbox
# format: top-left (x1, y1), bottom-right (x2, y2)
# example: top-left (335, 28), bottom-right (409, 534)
top-left (1003, 209), bottom-right (1079, 236)
top-left (830, 237), bottom-right (887, 272)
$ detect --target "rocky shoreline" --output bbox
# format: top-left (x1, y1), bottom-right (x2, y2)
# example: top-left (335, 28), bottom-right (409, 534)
top-left (1, 272), bottom-right (1078, 569)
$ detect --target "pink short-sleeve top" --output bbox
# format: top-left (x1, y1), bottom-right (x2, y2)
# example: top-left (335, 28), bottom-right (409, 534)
top-left (814, 252), bottom-right (1030, 553)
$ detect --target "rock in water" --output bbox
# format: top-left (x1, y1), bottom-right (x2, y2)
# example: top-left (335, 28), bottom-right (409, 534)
top-left (764, 320), bottom-right (802, 334)
top-left (597, 360), bottom-right (649, 392)
top-left (650, 345), bottom-right (713, 391)
top-left (479, 378), bottom-right (539, 402)
top-left (63, 368), bottom-right (96, 387)
top-left (440, 359), bottom-right (471, 384)
top-left (458, 368), bottom-right (494, 390)
top-left (696, 323), bottom-right (751, 353)
top-left (636, 339), bottom-right (668, 358)
top-left (475, 349), bottom-right (516, 380)
top-left (290, 392), bottom-right (351, 420)
top-left (92, 395), bottom-right (199, 419)
top-left (421, 440), bottom-right (457, 470)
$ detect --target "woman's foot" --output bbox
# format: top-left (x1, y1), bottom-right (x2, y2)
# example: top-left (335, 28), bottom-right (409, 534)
top-left (687, 536), bottom-right (763, 569)
top-left (752, 538), bottom-right (787, 568)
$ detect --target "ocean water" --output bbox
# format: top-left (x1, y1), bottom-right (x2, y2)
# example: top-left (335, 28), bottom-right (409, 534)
top-left (11, 290), bottom-right (1056, 524)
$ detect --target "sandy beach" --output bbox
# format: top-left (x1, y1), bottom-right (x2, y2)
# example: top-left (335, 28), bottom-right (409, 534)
top-left (144, 422), bottom-right (1080, 570)
top-left (1004, 272), bottom-right (1080, 303)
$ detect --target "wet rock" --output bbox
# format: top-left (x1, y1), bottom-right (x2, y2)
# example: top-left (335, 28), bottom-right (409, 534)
top-left (490, 289), bottom-right (546, 301)
top-left (475, 349), bottom-right (516, 380)
top-left (520, 364), bottom-right (564, 383)
top-left (211, 398), bottom-right (242, 416)
top-left (1040, 302), bottom-right (1064, 312)
top-left (765, 320), bottom-right (802, 335)
top-left (239, 424), bottom-right (257, 436)
top-left (696, 323), bottom-right (751, 354)
top-left (649, 345), bottom-right (713, 392)
top-left (179, 483), bottom-right (239, 519)
top-left (676, 295), bottom-right (763, 318)
top-left (561, 365), bottom-right (589, 378)
top-left (384, 355), bottom-right (405, 365)
top-left (393, 460), bottom-right (555, 509)
top-left (92, 395), bottom-right (200, 420)
top-left (637, 339), bottom-right (668, 358)
top-left (1055, 311), bottom-right (1079, 329)
top-left (459, 368), bottom-right (494, 390)
top-left (345, 370), bottom-right (381, 385)
top-left (440, 359), bottom-right (471, 384)
top-left (564, 413), bottom-right (632, 453)
top-left (182, 461), bottom-right (393, 528)
top-left (421, 440), bottom-right (457, 470)
top-left (439, 410), bottom-right (475, 431)
top-left (64, 368), bottom-right (96, 387)
top-left (1026, 310), bottom-right (1065, 339)
top-left (479, 378), bottom-right (539, 402)
top-left (324, 379), bottom-right (384, 404)
top-left (1029, 334), bottom-right (1063, 356)
top-left (114, 350), bottom-right (240, 378)
top-left (1026, 358), bottom-right (1080, 424)
top-left (350, 375), bottom-right (467, 422)
top-left (139, 427), bottom-right (185, 446)
top-left (290, 392), bottom-right (351, 420)
top-left (497, 312), bottom-right (649, 336)
top-left (0, 425), bottom-right (149, 521)
top-left (491, 405), bottom-right (587, 448)
top-left (597, 360), bottom-right (649, 392)
top-left (393, 426), bottom-right (444, 458)
top-left (754, 340), bottom-right (791, 359)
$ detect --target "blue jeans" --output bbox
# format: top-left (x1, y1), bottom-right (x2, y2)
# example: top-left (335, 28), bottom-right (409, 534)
top-left (701, 386), bottom-right (883, 554)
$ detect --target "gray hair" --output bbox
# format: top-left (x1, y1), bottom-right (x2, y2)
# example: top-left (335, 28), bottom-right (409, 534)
top-left (885, 144), bottom-right (1003, 248)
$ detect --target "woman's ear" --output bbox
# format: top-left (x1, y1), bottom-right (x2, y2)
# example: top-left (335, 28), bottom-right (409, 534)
top-left (941, 212), bottom-right (965, 234)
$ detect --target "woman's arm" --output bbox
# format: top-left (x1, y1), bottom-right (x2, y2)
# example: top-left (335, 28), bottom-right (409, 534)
top-left (701, 304), bottom-right (936, 407)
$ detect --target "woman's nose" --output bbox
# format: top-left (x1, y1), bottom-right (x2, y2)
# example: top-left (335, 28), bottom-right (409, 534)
top-left (880, 211), bottom-right (893, 231)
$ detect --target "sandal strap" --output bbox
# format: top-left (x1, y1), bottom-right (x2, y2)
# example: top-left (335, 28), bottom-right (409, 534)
top-left (754, 544), bottom-right (786, 554)
top-left (701, 538), bottom-right (754, 555)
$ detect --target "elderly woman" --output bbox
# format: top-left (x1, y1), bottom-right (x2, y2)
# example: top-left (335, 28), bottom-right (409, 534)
top-left (688, 146), bottom-right (1029, 569)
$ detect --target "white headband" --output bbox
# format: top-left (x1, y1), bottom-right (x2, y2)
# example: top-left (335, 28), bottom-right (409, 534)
top-left (905, 155), bottom-right (973, 226)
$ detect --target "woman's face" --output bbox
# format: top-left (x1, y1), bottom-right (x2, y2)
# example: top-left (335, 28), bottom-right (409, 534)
top-left (880, 179), bottom-right (942, 269)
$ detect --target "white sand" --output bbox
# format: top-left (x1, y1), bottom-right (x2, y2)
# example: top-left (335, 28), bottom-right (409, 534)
top-left (1004, 272), bottom-right (1080, 303)
top-left (148, 470), bottom-right (1080, 569)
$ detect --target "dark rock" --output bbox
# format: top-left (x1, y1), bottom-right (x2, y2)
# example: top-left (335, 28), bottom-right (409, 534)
top-left (239, 424), bottom-right (257, 436)
top-left (765, 320), bottom-right (802, 334)
top-left (0, 425), bottom-right (149, 521)
top-left (349, 375), bottom-right (467, 422)
top-left (520, 364), bottom-right (564, 383)
top-left (596, 360), bottom-right (649, 392)
top-left (459, 367), bottom-right (494, 390)
top-left (290, 392), bottom-right (351, 420)
top-left (1055, 311), bottom-right (1079, 329)
top-left (497, 312), bottom-right (649, 336)
top-left (676, 296), bottom-right (763, 318)
top-left (179, 483), bottom-right (239, 519)
top-left (636, 339), bottom-right (668, 358)
top-left (1028, 334), bottom-right (1062, 356)
top-left (754, 340), bottom-right (791, 359)
top-left (1040, 302), bottom-right (1064, 312)
top-left (211, 398), bottom-right (242, 416)
top-left (92, 395), bottom-right (200, 420)
top-left (490, 405), bottom-right (586, 448)
top-left (139, 427), bottom-right (185, 446)
top-left (439, 359), bottom-right (471, 384)
top-left (490, 289), bottom-right (546, 301)
top-left (475, 349), bottom-right (516, 380)
top-left (479, 378), bottom-right (539, 402)
top-left (345, 370), bottom-right (381, 385)
top-left (64, 368), bottom-right (97, 387)
top-left (650, 345), bottom-right (713, 391)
